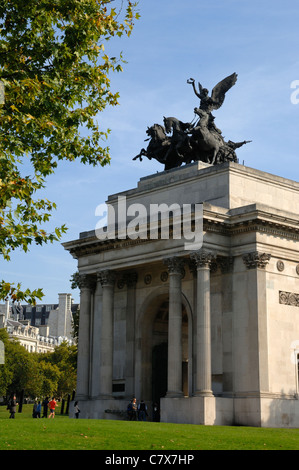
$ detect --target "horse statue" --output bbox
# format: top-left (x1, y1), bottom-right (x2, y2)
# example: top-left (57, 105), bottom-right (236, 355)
top-left (163, 116), bottom-right (194, 162)
top-left (132, 73), bottom-right (251, 170)
top-left (133, 123), bottom-right (169, 163)
top-left (133, 123), bottom-right (184, 170)
top-left (190, 108), bottom-right (224, 164)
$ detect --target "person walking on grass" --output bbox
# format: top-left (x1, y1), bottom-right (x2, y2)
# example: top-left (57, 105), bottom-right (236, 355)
top-left (36, 401), bottom-right (41, 418)
top-left (48, 397), bottom-right (58, 418)
top-left (74, 401), bottom-right (80, 419)
top-left (9, 395), bottom-right (18, 419)
top-left (131, 397), bottom-right (138, 421)
top-left (42, 397), bottom-right (49, 418)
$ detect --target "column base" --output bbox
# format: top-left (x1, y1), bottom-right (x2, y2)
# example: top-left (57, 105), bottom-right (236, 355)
top-left (193, 390), bottom-right (214, 398)
top-left (166, 390), bottom-right (184, 398)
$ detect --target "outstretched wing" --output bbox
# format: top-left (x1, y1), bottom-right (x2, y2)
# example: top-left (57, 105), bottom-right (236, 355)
top-left (210, 73), bottom-right (238, 110)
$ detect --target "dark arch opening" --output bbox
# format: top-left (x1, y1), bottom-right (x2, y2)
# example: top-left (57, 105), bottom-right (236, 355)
top-left (152, 300), bottom-right (189, 406)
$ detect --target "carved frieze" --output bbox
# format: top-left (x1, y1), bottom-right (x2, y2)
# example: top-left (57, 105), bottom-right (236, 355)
top-left (279, 291), bottom-right (299, 307)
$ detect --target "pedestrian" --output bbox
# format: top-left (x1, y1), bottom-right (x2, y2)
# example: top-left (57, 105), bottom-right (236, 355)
top-left (131, 397), bottom-right (138, 421)
top-left (42, 397), bottom-right (49, 418)
top-left (74, 401), bottom-right (80, 419)
top-left (48, 397), bottom-right (57, 418)
top-left (32, 400), bottom-right (38, 418)
top-left (36, 401), bottom-right (41, 418)
top-left (9, 395), bottom-right (18, 419)
top-left (138, 400), bottom-right (148, 421)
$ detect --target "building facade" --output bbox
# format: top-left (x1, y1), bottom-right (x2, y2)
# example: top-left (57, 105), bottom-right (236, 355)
top-left (0, 293), bottom-right (78, 352)
top-left (64, 162), bottom-right (299, 427)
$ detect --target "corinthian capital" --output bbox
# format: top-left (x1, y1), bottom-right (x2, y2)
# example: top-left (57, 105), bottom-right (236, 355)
top-left (242, 251), bottom-right (271, 269)
top-left (163, 256), bottom-right (185, 276)
top-left (77, 274), bottom-right (96, 290)
top-left (190, 250), bottom-right (215, 268)
top-left (97, 269), bottom-right (116, 286)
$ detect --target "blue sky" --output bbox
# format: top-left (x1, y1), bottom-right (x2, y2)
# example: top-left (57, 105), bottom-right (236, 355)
top-left (2, 0), bottom-right (299, 304)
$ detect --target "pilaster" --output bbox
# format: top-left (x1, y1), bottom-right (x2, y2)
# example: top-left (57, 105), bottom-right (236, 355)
top-left (241, 251), bottom-right (271, 394)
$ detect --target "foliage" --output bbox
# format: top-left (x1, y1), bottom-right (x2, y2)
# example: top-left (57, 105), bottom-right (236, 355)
top-left (70, 271), bottom-right (80, 339)
top-left (37, 341), bottom-right (77, 397)
top-left (71, 307), bottom-right (80, 341)
top-left (0, 329), bottom-right (13, 395)
top-left (0, 328), bottom-right (37, 396)
top-left (0, 329), bottom-right (77, 398)
top-left (33, 359), bottom-right (61, 398)
top-left (0, 0), bottom-right (139, 303)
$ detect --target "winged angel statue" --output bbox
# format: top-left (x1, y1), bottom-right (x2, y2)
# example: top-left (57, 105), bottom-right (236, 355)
top-left (133, 73), bottom-right (250, 170)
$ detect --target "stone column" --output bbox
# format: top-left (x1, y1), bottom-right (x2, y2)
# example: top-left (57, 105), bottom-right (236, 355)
top-left (97, 269), bottom-right (116, 398)
top-left (190, 250), bottom-right (215, 397)
top-left (90, 276), bottom-right (103, 398)
top-left (124, 272), bottom-right (138, 399)
top-left (164, 256), bottom-right (185, 398)
top-left (76, 274), bottom-right (95, 399)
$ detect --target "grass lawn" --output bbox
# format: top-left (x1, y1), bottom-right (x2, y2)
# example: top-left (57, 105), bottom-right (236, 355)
top-left (0, 404), bottom-right (299, 450)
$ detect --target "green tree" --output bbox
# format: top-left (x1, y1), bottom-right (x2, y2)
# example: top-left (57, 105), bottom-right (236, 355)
top-left (37, 341), bottom-right (77, 397)
top-left (0, 330), bottom-right (77, 399)
top-left (0, 0), bottom-right (139, 303)
top-left (0, 329), bottom-right (40, 397)
top-left (37, 360), bottom-right (61, 397)
top-left (70, 271), bottom-right (80, 340)
top-left (0, 329), bottom-right (13, 396)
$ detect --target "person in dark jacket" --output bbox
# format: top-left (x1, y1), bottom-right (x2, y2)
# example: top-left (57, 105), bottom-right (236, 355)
top-left (42, 397), bottom-right (49, 418)
top-left (9, 396), bottom-right (18, 419)
top-left (138, 400), bottom-right (148, 421)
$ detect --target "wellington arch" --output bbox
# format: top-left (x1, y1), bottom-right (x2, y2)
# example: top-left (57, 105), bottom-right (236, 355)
top-left (64, 161), bottom-right (299, 427)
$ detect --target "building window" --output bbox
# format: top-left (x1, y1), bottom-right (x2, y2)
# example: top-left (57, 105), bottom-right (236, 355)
top-left (112, 382), bottom-right (125, 394)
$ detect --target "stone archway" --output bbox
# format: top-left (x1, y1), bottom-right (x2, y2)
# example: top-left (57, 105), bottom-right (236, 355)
top-left (152, 300), bottom-right (189, 404)
top-left (136, 288), bottom-right (192, 404)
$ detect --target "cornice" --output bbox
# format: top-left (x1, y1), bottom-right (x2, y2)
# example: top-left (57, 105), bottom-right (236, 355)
top-left (63, 204), bottom-right (299, 259)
